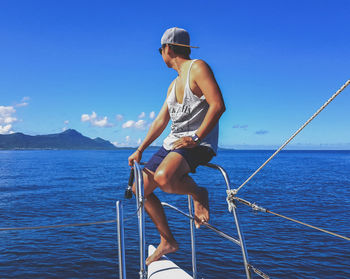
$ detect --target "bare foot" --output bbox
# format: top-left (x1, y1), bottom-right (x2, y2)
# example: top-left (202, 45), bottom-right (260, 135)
top-left (193, 187), bottom-right (209, 228)
top-left (146, 240), bottom-right (179, 265)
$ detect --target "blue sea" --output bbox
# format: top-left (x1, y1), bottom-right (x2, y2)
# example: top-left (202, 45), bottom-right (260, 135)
top-left (1, 149), bottom-right (349, 278)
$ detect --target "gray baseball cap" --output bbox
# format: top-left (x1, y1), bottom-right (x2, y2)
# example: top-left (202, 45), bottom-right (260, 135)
top-left (161, 27), bottom-right (199, 48)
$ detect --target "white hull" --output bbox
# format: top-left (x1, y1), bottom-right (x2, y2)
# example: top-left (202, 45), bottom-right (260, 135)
top-left (147, 245), bottom-right (193, 279)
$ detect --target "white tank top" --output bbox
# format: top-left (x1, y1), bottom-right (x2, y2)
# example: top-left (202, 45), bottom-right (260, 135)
top-left (163, 59), bottom-right (218, 154)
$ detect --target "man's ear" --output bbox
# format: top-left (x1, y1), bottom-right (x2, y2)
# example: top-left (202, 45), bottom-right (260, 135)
top-left (166, 45), bottom-right (175, 58)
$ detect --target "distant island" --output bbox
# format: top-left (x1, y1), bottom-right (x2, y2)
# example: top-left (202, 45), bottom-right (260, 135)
top-left (0, 129), bottom-right (118, 150)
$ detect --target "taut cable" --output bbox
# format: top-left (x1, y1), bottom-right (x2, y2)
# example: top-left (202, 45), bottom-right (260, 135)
top-left (235, 79), bottom-right (350, 194)
top-left (0, 205), bottom-right (142, 231)
top-left (231, 195), bottom-right (350, 242)
top-left (266, 209), bottom-right (350, 242)
top-left (0, 219), bottom-right (116, 231)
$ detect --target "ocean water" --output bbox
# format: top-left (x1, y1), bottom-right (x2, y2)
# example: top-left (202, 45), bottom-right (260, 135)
top-left (0, 149), bottom-right (349, 279)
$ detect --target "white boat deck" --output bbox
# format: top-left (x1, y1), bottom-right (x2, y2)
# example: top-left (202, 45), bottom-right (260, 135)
top-left (147, 245), bottom-right (193, 279)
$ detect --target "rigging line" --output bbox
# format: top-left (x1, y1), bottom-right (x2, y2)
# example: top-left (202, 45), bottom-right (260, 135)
top-left (0, 219), bottom-right (116, 231)
top-left (124, 203), bottom-right (143, 222)
top-left (235, 79), bottom-right (350, 194)
top-left (161, 202), bottom-right (241, 245)
top-left (0, 201), bottom-right (142, 231)
top-left (266, 209), bottom-right (350, 242)
top-left (0, 203), bottom-right (143, 231)
top-left (0, 204), bottom-right (143, 231)
top-left (233, 196), bottom-right (350, 242)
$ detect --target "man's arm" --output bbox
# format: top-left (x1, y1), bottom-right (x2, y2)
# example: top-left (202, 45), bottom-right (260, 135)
top-left (192, 60), bottom-right (225, 140)
top-left (138, 98), bottom-right (170, 153)
top-left (128, 81), bottom-right (174, 166)
top-left (172, 60), bottom-right (225, 150)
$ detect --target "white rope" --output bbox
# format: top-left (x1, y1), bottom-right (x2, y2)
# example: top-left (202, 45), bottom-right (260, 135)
top-left (226, 190), bottom-right (236, 212)
top-left (0, 204), bottom-right (143, 231)
top-left (0, 219), bottom-right (116, 231)
top-left (235, 79), bottom-right (350, 194)
top-left (233, 196), bottom-right (350, 242)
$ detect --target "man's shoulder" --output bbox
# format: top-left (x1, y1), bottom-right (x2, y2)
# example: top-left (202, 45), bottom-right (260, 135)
top-left (191, 59), bottom-right (213, 78)
top-left (192, 59), bottom-right (208, 69)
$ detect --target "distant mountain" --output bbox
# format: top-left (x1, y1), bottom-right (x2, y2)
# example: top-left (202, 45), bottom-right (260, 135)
top-left (0, 129), bottom-right (117, 150)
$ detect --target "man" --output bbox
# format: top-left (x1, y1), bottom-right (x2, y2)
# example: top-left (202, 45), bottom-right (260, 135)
top-left (128, 27), bottom-right (225, 265)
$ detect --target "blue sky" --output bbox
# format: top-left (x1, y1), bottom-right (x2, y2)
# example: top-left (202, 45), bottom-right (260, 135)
top-left (1, 0), bottom-right (349, 149)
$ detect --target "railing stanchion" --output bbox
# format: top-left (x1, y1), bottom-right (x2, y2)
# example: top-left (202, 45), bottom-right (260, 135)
top-left (126, 162), bottom-right (260, 278)
top-left (205, 163), bottom-right (252, 278)
top-left (116, 201), bottom-right (126, 279)
top-left (188, 195), bottom-right (197, 279)
top-left (134, 162), bottom-right (147, 279)
top-left (232, 202), bottom-right (251, 279)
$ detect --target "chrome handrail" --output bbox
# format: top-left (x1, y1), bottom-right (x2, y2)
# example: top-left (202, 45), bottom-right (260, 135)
top-left (205, 163), bottom-right (231, 191)
top-left (231, 201), bottom-right (251, 278)
top-left (133, 162), bottom-right (147, 279)
top-left (161, 202), bottom-right (240, 246)
top-left (204, 163), bottom-right (251, 278)
top-left (188, 195), bottom-right (197, 279)
top-left (116, 201), bottom-right (126, 279)
top-left (116, 162), bottom-right (260, 279)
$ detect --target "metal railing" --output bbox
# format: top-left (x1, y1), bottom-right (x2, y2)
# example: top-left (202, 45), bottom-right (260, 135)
top-left (116, 162), bottom-right (269, 278)
top-left (134, 162), bottom-right (147, 279)
top-left (116, 201), bottom-right (126, 279)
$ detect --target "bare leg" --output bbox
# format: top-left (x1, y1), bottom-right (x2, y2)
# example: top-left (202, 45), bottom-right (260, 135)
top-left (154, 153), bottom-right (210, 229)
top-left (133, 168), bottom-right (179, 265)
top-left (134, 153), bottom-right (210, 265)
top-left (144, 193), bottom-right (179, 265)
top-left (175, 175), bottom-right (209, 229)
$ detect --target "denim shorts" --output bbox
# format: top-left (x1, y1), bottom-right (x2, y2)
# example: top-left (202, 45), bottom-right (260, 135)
top-left (144, 146), bottom-right (215, 173)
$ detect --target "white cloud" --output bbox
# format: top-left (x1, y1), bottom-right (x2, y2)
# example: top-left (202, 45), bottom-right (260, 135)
top-left (122, 120), bottom-right (135, 128)
top-left (116, 114), bottom-right (124, 121)
top-left (112, 141), bottom-right (119, 147)
top-left (15, 102), bottom-right (28, 107)
top-left (0, 106), bottom-right (17, 134)
top-left (232, 124), bottom-right (248, 129)
top-left (81, 114), bottom-right (90, 122)
top-left (112, 137), bottom-right (130, 147)
top-left (138, 112), bottom-right (146, 119)
top-left (3, 116), bottom-right (17, 124)
top-left (0, 106), bottom-right (16, 117)
top-left (112, 136), bottom-right (142, 147)
top-left (93, 117), bottom-right (110, 127)
top-left (135, 119), bottom-right (146, 129)
top-left (149, 111), bottom-right (156, 119)
top-left (122, 119), bottom-right (147, 130)
top-left (0, 124), bottom-right (13, 134)
top-left (0, 99), bottom-right (30, 134)
top-left (255, 130), bottom-right (269, 135)
top-left (15, 97), bottom-right (30, 108)
top-left (81, 111), bottom-right (113, 127)
top-left (62, 120), bottom-right (69, 131)
top-left (81, 111), bottom-right (98, 122)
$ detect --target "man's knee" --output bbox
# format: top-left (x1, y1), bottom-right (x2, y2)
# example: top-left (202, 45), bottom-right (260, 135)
top-left (154, 170), bottom-right (169, 187)
top-left (154, 170), bottom-right (175, 193)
